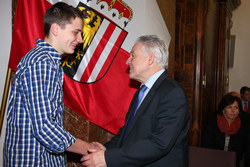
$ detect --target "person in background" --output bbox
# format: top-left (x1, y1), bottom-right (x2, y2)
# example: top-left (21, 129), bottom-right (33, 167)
top-left (239, 86), bottom-right (250, 167)
top-left (240, 86), bottom-right (250, 113)
top-left (202, 93), bottom-right (249, 167)
top-left (3, 2), bottom-right (93, 166)
top-left (81, 35), bottom-right (190, 167)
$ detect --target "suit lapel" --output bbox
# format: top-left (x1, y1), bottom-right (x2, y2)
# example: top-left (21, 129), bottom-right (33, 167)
top-left (125, 71), bottom-right (169, 136)
top-left (119, 87), bottom-right (140, 140)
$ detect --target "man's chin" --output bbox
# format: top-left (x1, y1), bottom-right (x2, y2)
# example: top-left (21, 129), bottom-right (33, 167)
top-left (65, 50), bottom-right (75, 55)
top-left (129, 74), bottom-right (135, 80)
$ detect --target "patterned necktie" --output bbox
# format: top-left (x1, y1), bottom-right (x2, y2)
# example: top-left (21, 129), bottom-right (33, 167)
top-left (121, 85), bottom-right (147, 145)
top-left (244, 102), bottom-right (248, 112)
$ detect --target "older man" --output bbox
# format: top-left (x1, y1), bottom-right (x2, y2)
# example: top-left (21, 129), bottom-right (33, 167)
top-left (82, 35), bottom-right (190, 167)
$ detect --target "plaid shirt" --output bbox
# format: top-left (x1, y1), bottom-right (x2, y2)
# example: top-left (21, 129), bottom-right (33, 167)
top-left (4, 39), bottom-right (76, 167)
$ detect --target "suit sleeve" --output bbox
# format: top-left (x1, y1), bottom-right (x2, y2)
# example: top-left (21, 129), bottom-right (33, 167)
top-left (105, 86), bottom-right (190, 166)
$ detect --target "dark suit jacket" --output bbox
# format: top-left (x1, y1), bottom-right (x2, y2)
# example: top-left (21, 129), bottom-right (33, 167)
top-left (242, 100), bottom-right (250, 113)
top-left (247, 102), bottom-right (250, 114)
top-left (105, 71), bottom-right (190, 167)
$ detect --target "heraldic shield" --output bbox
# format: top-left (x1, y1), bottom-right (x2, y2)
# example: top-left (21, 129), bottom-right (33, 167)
top-left (61, 2), bottom-right (128, 84)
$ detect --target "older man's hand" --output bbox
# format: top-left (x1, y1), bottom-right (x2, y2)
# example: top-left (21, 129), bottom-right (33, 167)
top-left (81, 148), bottom-right (106, 167)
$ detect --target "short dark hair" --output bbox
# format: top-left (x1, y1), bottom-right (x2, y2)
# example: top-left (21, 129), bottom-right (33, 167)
top-left (43, 2), bottom-right (83, 37)
top-left (218, 94), bottom-right (242, 114)
top-left (240, 86), bottom-right (250, 95)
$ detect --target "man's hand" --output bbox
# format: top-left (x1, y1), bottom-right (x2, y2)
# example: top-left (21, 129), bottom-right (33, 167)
top-left (91, 142), bottom-right (106, 151)
top-left (66, 138), bottom-right (94, 155)
top-left (81, 149), bottom-right (107, 167)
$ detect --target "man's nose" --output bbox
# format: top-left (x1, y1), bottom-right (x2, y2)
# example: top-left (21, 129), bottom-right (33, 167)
top-left (126, 57), bottom-right (131, 65)
top-left (77, 33), bottom-right (83, 43)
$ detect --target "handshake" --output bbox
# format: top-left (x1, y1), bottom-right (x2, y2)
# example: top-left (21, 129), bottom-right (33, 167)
top-left (81, 141), bottom-right (107, 167)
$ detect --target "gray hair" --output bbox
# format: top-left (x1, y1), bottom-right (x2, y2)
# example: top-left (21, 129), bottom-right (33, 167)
top-left (135, 35), bottom-right (169, 68)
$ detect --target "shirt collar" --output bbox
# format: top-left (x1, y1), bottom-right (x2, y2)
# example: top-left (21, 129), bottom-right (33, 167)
top-left (36, 39), bottom-right (62, 62)
top-left (143, 69), bottom-right (165, 89)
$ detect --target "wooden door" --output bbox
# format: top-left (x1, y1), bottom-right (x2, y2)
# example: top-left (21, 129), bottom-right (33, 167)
top-left (216, 0), bottom-right (240, 106)
top-left (200, 0), bottom-right (220, 142)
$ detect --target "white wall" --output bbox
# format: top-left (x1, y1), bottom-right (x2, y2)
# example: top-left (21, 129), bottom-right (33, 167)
top-left (0, 0), bottom-right (11, 165)
top-left (0, 2), bottom-right (11, 105)
top-left (229, 0), bottom-right (250, 92)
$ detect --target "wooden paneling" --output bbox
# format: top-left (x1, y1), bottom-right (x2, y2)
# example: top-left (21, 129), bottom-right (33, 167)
top-left (175, 0), bottom-right (200, 145)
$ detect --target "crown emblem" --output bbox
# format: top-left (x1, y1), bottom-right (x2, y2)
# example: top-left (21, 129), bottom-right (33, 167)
top-left (62, 1), bottom-right (129, 83)
top-left (86, 0), bottom-right (133, 28)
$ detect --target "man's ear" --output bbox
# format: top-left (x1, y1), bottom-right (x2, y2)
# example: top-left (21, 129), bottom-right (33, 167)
top-left (51, 23), bottom-right (59, 36)
top-left (148, 53), bottom-right (155, 65)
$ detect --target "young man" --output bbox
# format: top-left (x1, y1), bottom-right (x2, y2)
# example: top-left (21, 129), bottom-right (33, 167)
top-left (240, 86), bottom-right (250, 113)
top-left (81, 35), bottom-right (190, 167)
top-left (4, 2), bottom-right (92, 166)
